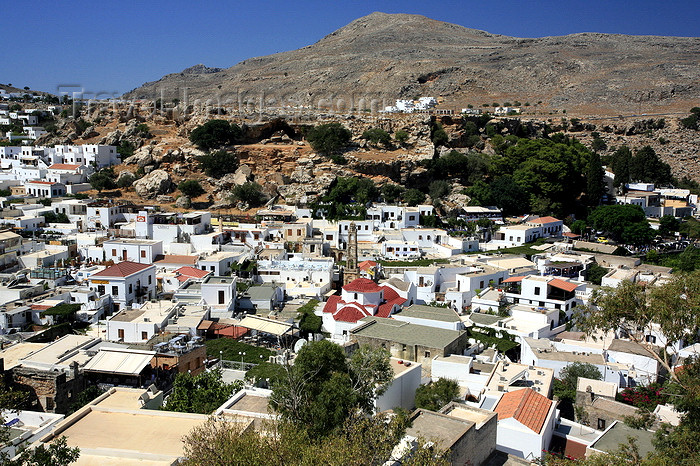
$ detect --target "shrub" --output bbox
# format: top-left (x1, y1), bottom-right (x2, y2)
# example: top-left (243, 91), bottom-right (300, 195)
top-left (89, 168), bottom-right (117, 192)
top-left (178, 180), bottom-right (205, 198)
top-left (189, 119), bottom-right (242, 150)
top-left (116, 173), bottom-right (136, 188)
top-left (394, 130), bottom-right (409, 143)
top-left (428, 180), bottom-right (450, 200)
top-left (404, 188), bottom-right (426, 206)
top-left (361, 128), bottom-right (391, 146)
top-left (415, 378), bottom-right (459, 411)
top-left (117, 140), bottom-right (135, 160)
top-left (306, 123), bottom-right (352, 154)
top-left (230, 182), bottom-right (266, 207)
top-left (198, 150), bottom-right (238, 177)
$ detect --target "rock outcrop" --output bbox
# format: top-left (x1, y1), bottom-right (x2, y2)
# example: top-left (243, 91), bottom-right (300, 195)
top-left (133, 170), bottom-right (174, 199)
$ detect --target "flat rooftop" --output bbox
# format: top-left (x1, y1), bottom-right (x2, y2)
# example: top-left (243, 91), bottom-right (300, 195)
top-left (395, 304), bottom-right (461, 323)
top-left (110, 301), bottom-right (175, 323)
top-left (55, 409), bottom-right (208, 461)
top-left (406, 409), bottom-right (472, 451)
top-left (229, 393), bottom-right (270, 415)
top-left (352, 317), bottom-right (463, 349)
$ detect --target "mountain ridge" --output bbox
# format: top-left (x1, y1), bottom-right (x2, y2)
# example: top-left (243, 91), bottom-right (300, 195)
top-left (124, 12), bottom-right (700, 114)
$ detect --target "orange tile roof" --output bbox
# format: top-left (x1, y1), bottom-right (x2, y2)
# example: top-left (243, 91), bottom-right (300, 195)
top-left (175, 266), bottom-right (211, 279)
top-left (502, 276), bottom-right (526, 283)
top-left (549, 278), bottom-right (579, 292)
top-left (494, 388), bottom-right (552, 434)
top-left (90, 261), bottom-right (153, 278)
top-left (48, 163), bottom-right (82, 170)
top-left (529, 216), bottom-right (561, 224)
top-left (358, 260), bottom-right (377, 270)
top-left (154, 254), bottom-right (198, 265)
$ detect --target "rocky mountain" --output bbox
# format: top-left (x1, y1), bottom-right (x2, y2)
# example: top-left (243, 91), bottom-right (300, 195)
top-left (124, 12), bottom-right (700, 114)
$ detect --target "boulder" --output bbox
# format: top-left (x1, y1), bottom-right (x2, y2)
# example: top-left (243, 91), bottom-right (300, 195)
top-left (81, 125), bottom-right (99, 139)
top-left (156, 195), bottom-right (175, 203)
top-left (176, 196), bottom-right (191, 209)
top-left (133, 170), bottom-right (174, 199)
top-left (124, 146), bottom-right (154, 168)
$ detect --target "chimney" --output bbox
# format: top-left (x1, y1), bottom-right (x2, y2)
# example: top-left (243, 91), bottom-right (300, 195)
top-left (70, 360), bottom-right (79, 379)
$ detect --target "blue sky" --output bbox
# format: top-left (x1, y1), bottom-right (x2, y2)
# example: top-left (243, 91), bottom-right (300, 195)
top-left (3, 0), bottom-right (698, 96)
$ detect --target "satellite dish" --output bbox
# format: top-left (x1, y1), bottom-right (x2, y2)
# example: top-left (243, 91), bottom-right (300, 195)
top-left (293, 338), bottom-right (308, 353)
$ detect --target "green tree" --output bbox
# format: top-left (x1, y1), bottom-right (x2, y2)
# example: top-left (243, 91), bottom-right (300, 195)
top-left (381, 183), bottom-right (405, 203)
top-left (431, 122), bottom-right (448, 147)
top-left (658, 215), bottom-right (680, 237)
top-left (404, 188), bottom-right (425, 206)
top-left (297, 299), bottom-right (321, 338)
top-left (580, 272), bottom-right (700, 384)
top-left (89, 168), bottom-right (117, 192)
top-left (630, 146), bottom-right (672, 186)
top-left (610, 146), bottom-right (632, 188)
top-left (182, 412), bottom-right (447, 466)
top-left (428, 180), bottom-right (450, 201)
top-left (178, 180), bottom-right (205, 198)
top-left (230, 182), bottom-right (266, 208)
top-left (588, 204), bottom-right (649, 243)
top-left (164, 369), bottom-right (242, 414)
top-left (269, 341), bottom-right (392, 437)
top-left (553, 362), bottom-right (602, 403)
top-left (5, 437), bottom-right (80, 466)
top-left (586, 263), bottom-right (608, 285)
top-left (570, 219), bottom-right (587, 235)
top-left (414, 378), bottom-right (459, 411)
top-left (348, 346), bottom-right (393, 412)
top-left (306, 123), bottom-right (352, 155)
top-left (622, 221), bottom-right (655, 246)
top-left (394, 129), bottom-right (409, 144)
top-left (189, 119), bottom-right (242, 151)
top-left (586, 150), bottom-right (605, 206)
top-left (198, 150), bottom-right (239, 177)
top-left (361, 127), bottom-right (391, 146)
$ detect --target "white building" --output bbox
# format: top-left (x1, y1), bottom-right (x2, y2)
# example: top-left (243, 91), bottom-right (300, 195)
top-left (102, 239), bottom-right (164, 264)
top-left (88, 261), bottom-right (156, 310)
top-left (492, 388), bottom-right (556, 460)
top-left (106, 300), bottom-right (178, 343)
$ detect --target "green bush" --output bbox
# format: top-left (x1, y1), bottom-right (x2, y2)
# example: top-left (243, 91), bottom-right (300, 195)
top-left (198, 150), bottom-right (238, 177)
top-left (361, 128), bottom-right (391, 146)
top-left (394, 130), bottom-right (409, 143)
top-left (306, 123), bottom-right (352, 154)
top-left (415, 378), bottom-right (459, 411)
top-left (230, 182), bottom-right (266, 207)
top-left (178, 180), bottom-right (205, 198)
top-left (404, 188), bottom-right (426, 206)
top-left (189, 119), bottom-right (242, 150)
top-left (89, 167), bottom-right (117, 192)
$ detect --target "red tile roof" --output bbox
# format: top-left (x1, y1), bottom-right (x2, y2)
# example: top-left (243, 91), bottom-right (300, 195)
top-left (343, 278), bottom-right (382, 293)
top-left (549, 278), bottom-right (579, 293)
top-left (563, 232), bottom-right (580, 238)
top-left (334, 306), bottom-right (369, 323)
top-left (48, 163), bottom-right (82, 170)
top-left (358, 260), bottom-right (377, 270)
top-left (502, 276), bottom-right (526, 283)
top-left (529, 216), bottom-right (561, 224)
top-left (90, 261), bottom-right (153, 278)
top-left (27, 180), bottom-right (57, 185)
top-left (175, 266), bottom-right (211, 279)
top-left (154, 254), bottom-right (198, 265)
top-left (494, 388), bottom-right (553, 434)
top-left (323, 295), bottom-right (342, 313)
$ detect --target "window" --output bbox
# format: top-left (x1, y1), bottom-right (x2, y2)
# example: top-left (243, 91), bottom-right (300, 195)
top-left (297, 229), bottom-right (302, 236)
top-left (128, 284), bottom-right (133, 294)
top-left (480, 281), bottom-right (484, 288)
top-left (424, 351), bottom-right (431, 358)
top-left (148, 275), bottom-right (152, 285)
top-left (140, 250), bottom-right (146, 258)
top-left (118, 329), bottom-right (125, 340)
top-left (326, 234), bottom-right (333, 240)
top-left (646, 335), bottom-right (657, 344)
top-left (534, 286), bottom-right (541, 295)
top-left (111, 286), bottom-right (118, 295)
top-left (218, 290), bottom-right (225, 304)
top-left (287, 229), bottom-right (292, 235)
top-left (112, 249), bottom-right (117, 257)
top-left (45, 397), bottom-right (54, 411)
top-left (142, 331), bottom-right (148, 340)
top-left (597, 418), bottom-right (606, 430)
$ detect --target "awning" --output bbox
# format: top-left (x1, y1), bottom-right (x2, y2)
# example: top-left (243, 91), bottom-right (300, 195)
top-left (83, 348), bottom-right (155, 376)
top-left (549, 278), bottom-right (579, 292)
top-left (238, 315), bottom-right (296, 337)
top-left (502, 276), bottom-right (526, 283)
